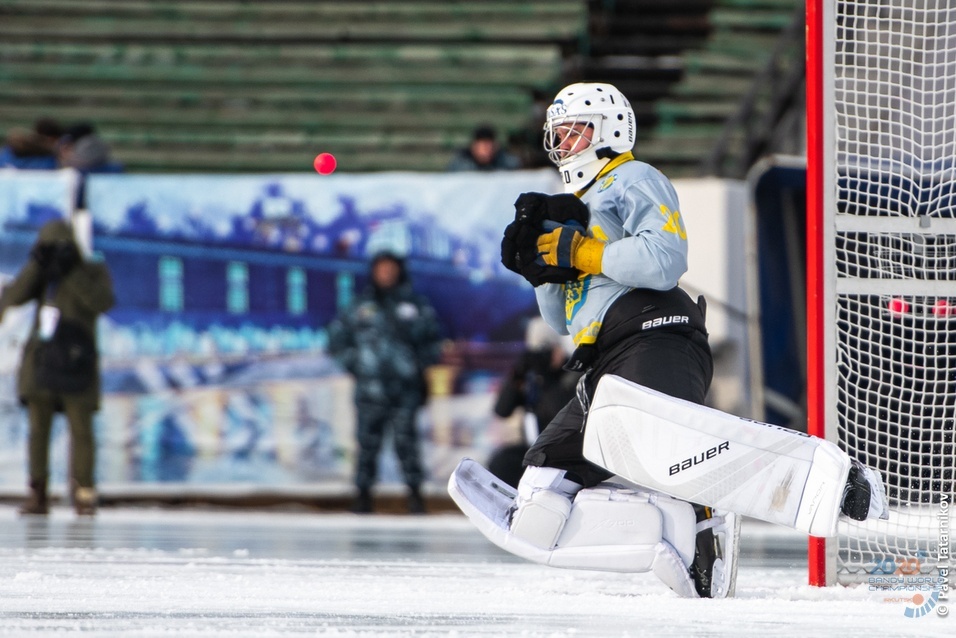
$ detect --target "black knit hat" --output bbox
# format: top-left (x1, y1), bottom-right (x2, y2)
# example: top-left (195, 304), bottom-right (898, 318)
top-left (472, 125), bottom-right (497, 142)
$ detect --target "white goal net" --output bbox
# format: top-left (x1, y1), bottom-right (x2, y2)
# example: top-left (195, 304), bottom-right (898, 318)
top-left (812, 0), bottom-right (955, 586)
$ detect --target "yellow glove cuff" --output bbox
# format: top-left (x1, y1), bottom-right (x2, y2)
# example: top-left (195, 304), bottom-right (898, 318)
top-left (571, 234), bottom-right (605, 275)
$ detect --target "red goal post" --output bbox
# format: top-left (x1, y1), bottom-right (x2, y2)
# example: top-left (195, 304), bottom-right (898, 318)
top-left (806, 0), bottom-right (954, 587)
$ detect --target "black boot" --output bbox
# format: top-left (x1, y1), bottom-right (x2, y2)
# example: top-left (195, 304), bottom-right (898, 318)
top-left (19, 479), bottom-right (49, 516)
top-left (407, 486), bottom-right (426, 515)
top-left (351, 488), bottom-right (373, 514)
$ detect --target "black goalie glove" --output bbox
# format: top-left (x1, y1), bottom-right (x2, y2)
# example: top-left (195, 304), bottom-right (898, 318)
top-left (500, 192), bottom-right (546, 274)
top-left (541, 193), bottom-right (590, 227)
top-left (500, 192), bottom-right (589, 287)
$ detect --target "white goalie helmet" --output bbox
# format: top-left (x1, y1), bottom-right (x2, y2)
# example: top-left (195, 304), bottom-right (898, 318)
top-left (543, 82), bottom-right (636, 192)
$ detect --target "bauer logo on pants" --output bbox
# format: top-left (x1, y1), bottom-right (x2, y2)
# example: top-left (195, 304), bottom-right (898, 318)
top-left (641, 315), bottom-right (689, 330)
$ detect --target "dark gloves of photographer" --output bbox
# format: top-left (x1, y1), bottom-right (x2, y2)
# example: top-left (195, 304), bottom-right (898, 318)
top-left (500, 192), bottom-right (591, 287)
top-left (31, 241), bottom-right (81, 282)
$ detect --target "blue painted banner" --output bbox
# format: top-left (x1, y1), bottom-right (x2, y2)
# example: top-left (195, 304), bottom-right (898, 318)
top-left (1, 170), bottom-right (559, 492)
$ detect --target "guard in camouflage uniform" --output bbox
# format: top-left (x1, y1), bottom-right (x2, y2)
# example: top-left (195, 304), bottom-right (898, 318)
top-left (0, 218), bottom-right (115, 516)
top-left (327, 251), bottom-right (442, 514)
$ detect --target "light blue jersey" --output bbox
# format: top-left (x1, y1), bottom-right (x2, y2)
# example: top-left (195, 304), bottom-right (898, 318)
top-left (535, 154), bottom-right (689, 346)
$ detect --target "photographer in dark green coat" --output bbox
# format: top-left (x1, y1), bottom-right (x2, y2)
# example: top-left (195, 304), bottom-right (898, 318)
top-left (0, 219), bottom-right (115, 516)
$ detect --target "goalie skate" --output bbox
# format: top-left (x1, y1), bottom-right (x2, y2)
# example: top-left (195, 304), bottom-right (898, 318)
top-left (690, 506), bottom-right (740, 599)
top-left (842, 459), bottom-right (888, 522)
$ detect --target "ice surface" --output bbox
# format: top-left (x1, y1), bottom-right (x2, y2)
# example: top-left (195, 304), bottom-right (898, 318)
top-left (0, 507), bottom-right (949, 636)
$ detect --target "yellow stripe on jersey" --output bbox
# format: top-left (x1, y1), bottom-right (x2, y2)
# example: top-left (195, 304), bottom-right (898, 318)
top-left (573, 321), bottom-right (602, 346)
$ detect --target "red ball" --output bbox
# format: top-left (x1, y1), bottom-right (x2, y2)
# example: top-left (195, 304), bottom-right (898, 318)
top-left (313, 152), bottom-right (337, 175)
top-left (933, 299), bottom-right (952, 317)
top-left (887, 297), bottom-right (909, 317)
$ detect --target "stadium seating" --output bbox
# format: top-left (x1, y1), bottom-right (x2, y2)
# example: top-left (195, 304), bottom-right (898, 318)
top-left (574, 0), bottom-right (803, 177)
top-left (647, 0), bottom-right (804, 176)
top-left (0, 0), bottom-right (802, 176)
top-left (0, 1), bottom-right (586, 173)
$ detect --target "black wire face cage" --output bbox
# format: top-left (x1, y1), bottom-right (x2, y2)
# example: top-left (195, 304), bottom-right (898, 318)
top-left (543, 115), bottom-right (601, 165)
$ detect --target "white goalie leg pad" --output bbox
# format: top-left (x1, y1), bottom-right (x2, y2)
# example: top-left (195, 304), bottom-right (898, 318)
top-left (794, 441), bottom-right (850, 537)
top-left (510, 489), bottom-right (573, 549)
top-left (448, 459), bottom-right (553, 564)
top-left (652, 541), bottom-right (699, 599)
top-left (550, 485), bottom-right (699, 598)
top-left (447, 459), bottom-right (698, 596)
top-left (645, 489), bottom-right (698, 568)
top-left (582, 374), bottom-right (883, 538)
top-left (551, 487), bottom-right (661, 569)
top-left (510, 466), bottom-right (581, 549)
top-left (557, 485), bottom-right (698, 567)
top-left (794, 446), bottom-right (890, 536)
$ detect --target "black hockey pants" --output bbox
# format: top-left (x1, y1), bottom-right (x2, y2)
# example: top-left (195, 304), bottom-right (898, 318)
top-left (523, 289), bottom-right (714, 487)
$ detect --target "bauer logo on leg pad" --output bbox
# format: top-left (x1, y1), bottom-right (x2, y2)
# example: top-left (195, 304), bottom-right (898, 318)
top-left (669, 441), bottom-right (730, 476)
